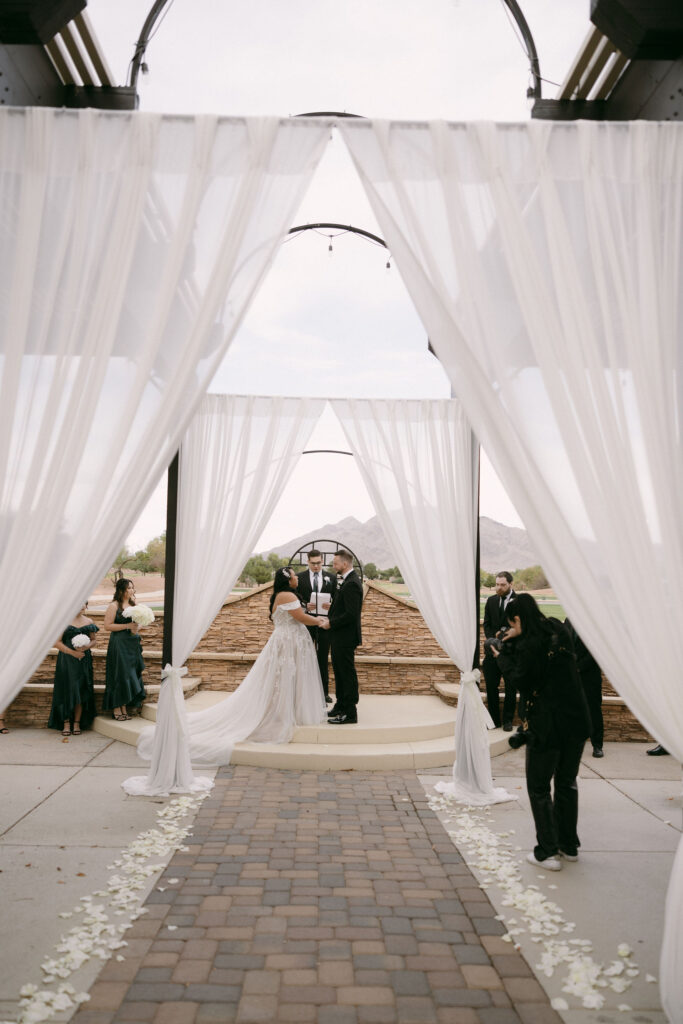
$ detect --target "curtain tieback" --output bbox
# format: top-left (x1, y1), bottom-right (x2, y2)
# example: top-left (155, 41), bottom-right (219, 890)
top-left (162, 664), bottom-right (189, 682)
top-left (160, 664), bottom-right (190, 736)
top-left (459, 669), bottom-right (495, 729)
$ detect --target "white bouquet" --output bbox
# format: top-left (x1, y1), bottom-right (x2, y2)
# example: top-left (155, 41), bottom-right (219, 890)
top-left (71, 633), bottom-right (90, 649)
top-left (122, 604), bottom-right (155, 627)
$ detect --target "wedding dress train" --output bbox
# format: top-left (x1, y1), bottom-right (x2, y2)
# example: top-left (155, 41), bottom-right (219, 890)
top-left (136, 597), bottom-right (327, 766)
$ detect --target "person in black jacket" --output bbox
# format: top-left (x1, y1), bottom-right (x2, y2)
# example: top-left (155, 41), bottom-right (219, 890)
top-left (564, 618), bottom-right (604, 758)
top-left (321, 549), bottom-right (363, 724)
top-left (297, 550), bottom-right (336, 703)
top-left (482, 571), bottom-right (518, 729)
top-left (492, 594), bottom-right (591, 871)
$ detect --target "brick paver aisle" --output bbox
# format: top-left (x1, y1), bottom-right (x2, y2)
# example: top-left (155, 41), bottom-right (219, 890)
top-left (77, 768), bottom-right (559, 1024)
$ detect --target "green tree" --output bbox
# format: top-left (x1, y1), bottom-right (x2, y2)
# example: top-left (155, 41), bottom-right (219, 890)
top-left (480, 571), bottom-right (496, 588)
top-left (364, 562), bottom-right (378, 579)
top-left (129, 549), bottom-right (152, 575)
top-left (110, 546), bottom-right (134, 583)
top-left (267, 552), bottom-right (287, 571)
top-left (241, 555), bottom-right (273, 585)
top-left (145, 533), bottom-right (166, 575)
top-left (512, 565), bottom-right (549, 591)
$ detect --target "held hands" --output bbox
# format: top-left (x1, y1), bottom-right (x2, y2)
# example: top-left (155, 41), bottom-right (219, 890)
top-left (318, 619), bottom-right (331, 630)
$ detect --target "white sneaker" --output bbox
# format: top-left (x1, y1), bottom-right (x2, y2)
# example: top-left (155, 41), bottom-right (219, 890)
top-left (526, 851), bottom-right (562, 871)
top-left (559, 850), bottom-right (579, 862)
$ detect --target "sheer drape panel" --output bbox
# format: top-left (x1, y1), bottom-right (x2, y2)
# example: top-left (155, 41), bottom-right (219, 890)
top-left (340, 118), bottom-right (683, 1020)
top-left (331, 399), bottom-right (477, 671)
top-left (172, 394), bottom-right (325, 666)
top-left (0, 108), bottom-right (330, 710)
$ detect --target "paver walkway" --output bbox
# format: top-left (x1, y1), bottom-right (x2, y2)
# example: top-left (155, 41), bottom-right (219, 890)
top-left (73, 767), bottom-right (558, 1024)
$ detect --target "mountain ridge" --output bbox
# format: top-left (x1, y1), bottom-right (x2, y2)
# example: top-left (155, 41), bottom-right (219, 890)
top-left (261, 513), bottom-right (539, 573)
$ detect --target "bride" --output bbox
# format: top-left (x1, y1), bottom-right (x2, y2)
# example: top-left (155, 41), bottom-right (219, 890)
top-left (137, 566), bottom-right (327, 766)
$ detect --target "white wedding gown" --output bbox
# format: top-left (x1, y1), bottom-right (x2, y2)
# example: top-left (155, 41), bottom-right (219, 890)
top-left (136, 597), bottom-right (327, 766)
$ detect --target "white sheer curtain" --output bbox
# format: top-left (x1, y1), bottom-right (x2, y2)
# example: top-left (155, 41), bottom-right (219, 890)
top-left (124, 394), bottom-right (324, 796)
top-left (340, 118), bottom-right (683, 1020)
top-left (332, 398), bottom-right (512, 804)
top-left (332, 399), bottom-right (477, 670)
top-left (0, 107), bottom-right (330, 712)
top-left (173, 395), bottom-right (325, 665)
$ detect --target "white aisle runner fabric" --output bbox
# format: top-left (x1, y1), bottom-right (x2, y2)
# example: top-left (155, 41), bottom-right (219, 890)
top-left (332, 398), bottom-right (513, 805)
top-left (123, 394), bottom-right (324, 795)
top-left (0, 109), bottom-right (330, 714)
top-left (340, 118), bottom-right (683, 1021)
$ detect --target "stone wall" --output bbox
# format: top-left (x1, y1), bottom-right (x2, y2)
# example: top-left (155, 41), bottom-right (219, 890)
top-left (7, 581), bottom-right (653, 741)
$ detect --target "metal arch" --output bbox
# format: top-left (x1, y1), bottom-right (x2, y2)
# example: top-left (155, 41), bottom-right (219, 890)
top-left (501, 0), bottom-right (542, 99)
top-left (288, 222), bottom-right (387, 249)
top-left (288, 539), bottom-right (364, 584)
top-left (128, 1), bottom-right (542, 105)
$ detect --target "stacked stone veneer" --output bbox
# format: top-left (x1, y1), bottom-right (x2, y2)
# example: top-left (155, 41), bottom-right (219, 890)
top-left (8, 581), bottom-right (651, 739)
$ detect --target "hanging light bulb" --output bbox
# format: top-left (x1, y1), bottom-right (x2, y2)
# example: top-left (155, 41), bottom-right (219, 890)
top-left (386, 258), bottom-right (391, 271)
top-left (328, 238), bottom-right (333, 257)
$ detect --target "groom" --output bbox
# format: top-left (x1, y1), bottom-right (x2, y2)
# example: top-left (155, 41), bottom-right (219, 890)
top-left (323, 549), bottom-right (363, 725)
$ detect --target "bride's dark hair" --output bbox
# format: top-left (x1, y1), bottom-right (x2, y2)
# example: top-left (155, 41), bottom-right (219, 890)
top-left (269, 566), bottom-right (296, 619)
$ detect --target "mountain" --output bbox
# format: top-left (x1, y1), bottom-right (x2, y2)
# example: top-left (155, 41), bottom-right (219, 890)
top-left (261, 514), bottom-right (539, 574)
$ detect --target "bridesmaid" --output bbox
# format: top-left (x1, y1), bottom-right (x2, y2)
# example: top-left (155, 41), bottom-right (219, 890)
top-left (103, 579), bottom-right (146, 721)
top-left (48, 603), bottom-right (99, 736)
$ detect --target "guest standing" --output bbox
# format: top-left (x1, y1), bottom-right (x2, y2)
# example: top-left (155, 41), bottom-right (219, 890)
top-left (103, 579), bottom-right (146, 721)
top-left (48, 603), bottom-right (98, 735)
top-left (482, 571), bottom-right (518, 729)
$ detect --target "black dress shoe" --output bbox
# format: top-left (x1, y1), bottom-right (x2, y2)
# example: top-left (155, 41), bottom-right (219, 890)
top-left (592, 746), bottom-right (604, 758)
top-left (503, 721), bottom-right (513, 732)
top-left (328, 713), bottom-right (357, 725)
top-left (647, 744), bottom-right (669, 756)
top-left (327, 705), bottom-right (340, 717)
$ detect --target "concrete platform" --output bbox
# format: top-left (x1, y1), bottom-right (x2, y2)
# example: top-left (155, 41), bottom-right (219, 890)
top-left (93, 693), bottom-right (511, 770)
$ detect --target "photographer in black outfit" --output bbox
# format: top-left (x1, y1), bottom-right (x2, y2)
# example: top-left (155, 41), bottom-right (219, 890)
top-left (491, 594), bottom-right (591, 871)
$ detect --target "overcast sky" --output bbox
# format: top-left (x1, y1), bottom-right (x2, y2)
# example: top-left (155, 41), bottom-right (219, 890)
top-left (88, 0), bottom-right (590, 555)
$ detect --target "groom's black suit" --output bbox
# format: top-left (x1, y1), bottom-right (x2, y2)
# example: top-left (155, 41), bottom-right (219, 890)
top-left (297, 567), bottom-right (336, 698)
top-left (328, 570), bottom-right (363, 719)
top-left (482, 589), bottom-right (517, 727)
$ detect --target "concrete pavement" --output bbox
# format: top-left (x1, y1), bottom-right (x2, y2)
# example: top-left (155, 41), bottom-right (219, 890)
top-left (0, 731), bottom-right (679, 1024)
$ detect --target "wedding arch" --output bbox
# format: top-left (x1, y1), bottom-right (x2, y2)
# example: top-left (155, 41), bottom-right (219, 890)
top-left (0, 109), bottom-right (681, 1018)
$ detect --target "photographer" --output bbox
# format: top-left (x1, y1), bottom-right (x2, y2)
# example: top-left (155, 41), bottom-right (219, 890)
top-left (482, 571), bottom-right (518, 729)
top-left (491, 594), bottom-right (591, 871)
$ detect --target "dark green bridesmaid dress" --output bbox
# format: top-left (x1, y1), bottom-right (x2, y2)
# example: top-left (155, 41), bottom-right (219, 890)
top-left (102, 608), bottom-right (146, 711)
top-left (48, 623), bottom-right (99, 730)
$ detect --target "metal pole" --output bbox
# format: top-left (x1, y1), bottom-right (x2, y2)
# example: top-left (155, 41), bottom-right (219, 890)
top-left (162, 450), bottom-right (179, 667)
top-left (473, 442), bottom-right (481, 671)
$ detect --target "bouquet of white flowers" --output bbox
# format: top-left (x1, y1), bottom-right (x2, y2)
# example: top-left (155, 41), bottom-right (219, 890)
top-left (122, 604), bottom-right (155, 627)
top-left (71, 633), bottom-right (90, 649)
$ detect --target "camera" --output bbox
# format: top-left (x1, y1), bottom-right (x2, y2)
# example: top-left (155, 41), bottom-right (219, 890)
top-left (484, 626), bottom-right (509, 655)
top-left (508, 729), bottom-right (529, 750)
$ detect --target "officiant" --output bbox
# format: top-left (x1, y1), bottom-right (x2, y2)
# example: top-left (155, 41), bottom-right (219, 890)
top-left (297, 549), bottom-right (336, 703)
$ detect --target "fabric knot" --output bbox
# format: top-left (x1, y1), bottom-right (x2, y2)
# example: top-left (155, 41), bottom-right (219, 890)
top-left (162, 664), bottom-right (189, 681)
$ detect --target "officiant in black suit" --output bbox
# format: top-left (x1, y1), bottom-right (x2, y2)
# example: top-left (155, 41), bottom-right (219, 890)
top-left (297, 549), bottom-right (336, 703)
top-left (322, 549), bottom-right (363, 724)
top-left (482, 571), bottom-right (518, 729)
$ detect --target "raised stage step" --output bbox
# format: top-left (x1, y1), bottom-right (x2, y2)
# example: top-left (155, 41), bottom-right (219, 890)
top-left (93, 694), bottom-right (511, 770)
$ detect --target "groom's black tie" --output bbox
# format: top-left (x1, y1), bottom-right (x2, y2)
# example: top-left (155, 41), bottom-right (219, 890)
top-left (313, 573), bottom-right (319, 593)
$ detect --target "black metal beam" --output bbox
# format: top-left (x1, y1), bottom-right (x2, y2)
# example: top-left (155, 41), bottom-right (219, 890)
top-left (162, 450), bottom-right (179, 666)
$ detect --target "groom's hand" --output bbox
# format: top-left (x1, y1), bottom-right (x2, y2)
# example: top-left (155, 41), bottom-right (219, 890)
top-left (319, 619), bottom-right (330, 630)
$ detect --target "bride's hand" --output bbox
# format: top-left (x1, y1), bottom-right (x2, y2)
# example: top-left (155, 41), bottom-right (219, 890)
top-left (319, 619), bottom-right (330, 630)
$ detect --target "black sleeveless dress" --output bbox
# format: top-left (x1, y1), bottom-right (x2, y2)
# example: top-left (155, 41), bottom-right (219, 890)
top-left (102, 608), bottom-right (146, 711)
top-left (48, 623), bottom-right (99, 730)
